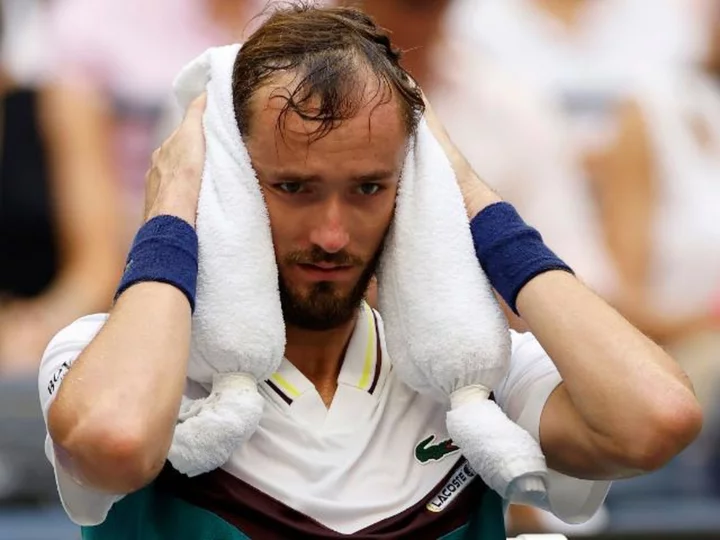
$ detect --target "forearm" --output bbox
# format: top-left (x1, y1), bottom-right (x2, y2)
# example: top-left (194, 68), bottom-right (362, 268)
top-left (427, 97), bottom-right (702, 475)
top-left (39, 81), bottom-right (125, 320)
top-left (48, 282), bottom-right (192, 492)
top-left (517, 271), bottom-right (701, 468)
top-left (610, 288), bottom-right (716, 344)
top-left (35, 257), bottom-right (122, 321)
top-left (458, 156), bottom-right (697, 421)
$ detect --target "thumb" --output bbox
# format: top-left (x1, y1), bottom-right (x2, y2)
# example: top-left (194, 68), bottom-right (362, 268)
top-left (182, 93), bottom-right (208, 129)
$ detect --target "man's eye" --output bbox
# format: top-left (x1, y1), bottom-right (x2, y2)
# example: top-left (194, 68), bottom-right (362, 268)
top-left (276, 182), bottom-right (304, 194)
top-left (358, 183), bottom-right (382, 196)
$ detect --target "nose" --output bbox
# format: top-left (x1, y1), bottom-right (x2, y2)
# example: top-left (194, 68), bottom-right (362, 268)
top-left (309, 196), bottom-right (350, 254)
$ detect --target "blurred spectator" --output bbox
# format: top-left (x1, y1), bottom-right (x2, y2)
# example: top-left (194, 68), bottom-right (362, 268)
top-left (453, 0), bottom-right (715, 197)
top-left (0, 0), bottom-right (49, 86)
top-left (456, 0), bottom-right (712, 90)
top-left (444, 0), bottom-right (720, 351)
top-left (42, 0), bottom-right (260, 245)
top-left (0, 5), bottom-right (123, 374)
top-left (2, 0), bottom-right (263, 367)
top-left (588, 35), bottom-right (720, 528)
top-left (592, 70), bottom-right (720, 410)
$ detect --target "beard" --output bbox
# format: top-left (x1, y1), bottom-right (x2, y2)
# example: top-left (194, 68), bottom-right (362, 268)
top-left (278, 244), bottom-right (383, 331)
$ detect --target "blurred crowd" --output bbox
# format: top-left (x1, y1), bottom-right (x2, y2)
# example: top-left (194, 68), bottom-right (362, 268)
top-left (1, 0), bottom-right (719, 537)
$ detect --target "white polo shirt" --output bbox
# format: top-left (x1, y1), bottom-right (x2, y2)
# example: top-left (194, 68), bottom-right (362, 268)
top-left (39, 304), bottom-right (609, 534)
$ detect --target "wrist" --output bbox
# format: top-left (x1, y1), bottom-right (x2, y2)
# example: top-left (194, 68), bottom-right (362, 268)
top-left (514, 270), bottom-right (577, 318)
top-left (470, 202), bottom-right (574, 314)
top-left (145, 186), bottom-right (199, 227)
top-left (450, 160), bottom-right (502, 219)
top-left (115, 215), bottom-right (199, 311)
top-left (461, 182), bottom-right (503, 219)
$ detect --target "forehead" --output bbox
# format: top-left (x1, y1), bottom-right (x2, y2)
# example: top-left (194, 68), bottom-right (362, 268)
top-left (244, 74), bottom-right (409, 175)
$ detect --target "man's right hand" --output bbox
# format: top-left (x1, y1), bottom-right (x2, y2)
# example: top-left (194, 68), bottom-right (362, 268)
top-left (144, 94), bottom-right (207, 226)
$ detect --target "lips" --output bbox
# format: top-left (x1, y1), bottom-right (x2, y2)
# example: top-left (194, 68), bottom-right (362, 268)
top-left (296, 263), bottom-right (354, 281)
top-left (298, 263), bottom-right (352, 273)
top-left (303, 263), bottom-right (351, 271)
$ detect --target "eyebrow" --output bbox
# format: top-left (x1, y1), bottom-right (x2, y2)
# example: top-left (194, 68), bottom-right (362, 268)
top-left (352, 170), bottom-right (396, 182)
top-left (272, 169), bottom-right (396, 183)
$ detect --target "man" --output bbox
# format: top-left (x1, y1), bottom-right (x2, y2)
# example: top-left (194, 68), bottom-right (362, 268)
top-left (39, 5), bottom-right (701, 539)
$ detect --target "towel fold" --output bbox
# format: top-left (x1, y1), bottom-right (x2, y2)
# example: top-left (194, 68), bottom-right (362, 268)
top-left (169, 43), bottom-right (549, 501)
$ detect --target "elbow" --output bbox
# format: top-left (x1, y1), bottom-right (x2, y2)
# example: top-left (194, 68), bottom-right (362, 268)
top-left (621, 394), bottom-right (704, 472)
top-left (49, 405), bottom-right (167, 493)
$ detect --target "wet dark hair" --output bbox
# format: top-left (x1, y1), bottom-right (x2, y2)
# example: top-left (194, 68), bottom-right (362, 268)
top-left (231, 2), bottom-right (425, 141)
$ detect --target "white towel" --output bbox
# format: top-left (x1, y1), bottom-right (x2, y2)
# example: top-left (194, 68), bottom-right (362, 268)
top-left (168, 44), bottom-right (285, 477)
top-left (170, 44), bottom-right (548, 502)
top-left (377, 119), bottom-right (548, 502)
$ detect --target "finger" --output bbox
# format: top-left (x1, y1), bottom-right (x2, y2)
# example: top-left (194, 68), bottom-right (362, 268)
top-left (182, 93), bottom-right (208, 127)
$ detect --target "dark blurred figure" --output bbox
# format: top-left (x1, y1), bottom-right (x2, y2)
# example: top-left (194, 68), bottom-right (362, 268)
top-left (0, 7), bottom-right (123, 375)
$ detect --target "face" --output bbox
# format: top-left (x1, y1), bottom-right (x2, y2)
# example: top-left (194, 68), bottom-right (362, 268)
top-left (245, 78), bottom-right (408, 331)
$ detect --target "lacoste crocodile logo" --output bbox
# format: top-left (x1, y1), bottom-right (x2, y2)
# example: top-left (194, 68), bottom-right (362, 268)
top-left (415, 435), bottom-right (460, 464)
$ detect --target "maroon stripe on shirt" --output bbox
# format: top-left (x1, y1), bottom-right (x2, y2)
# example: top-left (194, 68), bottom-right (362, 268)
top-left (156, 459), bottom-right (487, 539)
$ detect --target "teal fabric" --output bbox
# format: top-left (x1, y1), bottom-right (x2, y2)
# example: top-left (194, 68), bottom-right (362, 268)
top-left (438, 489), bottom-right (506, 540)
top-left (82, 480), bottom-right (506, 539)
top-left (81, 483), bottom-right (249, 540)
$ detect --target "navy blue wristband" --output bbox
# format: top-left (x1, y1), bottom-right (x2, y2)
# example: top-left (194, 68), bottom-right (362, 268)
top-left (470, 202), bottom-right (574, 315)
top-left (115, 215), bottom-right (199, 311)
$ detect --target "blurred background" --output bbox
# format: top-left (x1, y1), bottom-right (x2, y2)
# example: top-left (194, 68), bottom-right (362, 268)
top-left (1, 0), bottom-right (719, 538)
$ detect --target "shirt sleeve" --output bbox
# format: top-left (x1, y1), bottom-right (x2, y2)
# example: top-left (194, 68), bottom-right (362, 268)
top-left (493, 330), bottom-right (611, 524)
top-left (38, 313), bottom-right (124, 526)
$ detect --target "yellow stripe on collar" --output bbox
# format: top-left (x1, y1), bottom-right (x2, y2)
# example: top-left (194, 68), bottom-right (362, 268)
top-left (358, 303), bottom-right (377, 391)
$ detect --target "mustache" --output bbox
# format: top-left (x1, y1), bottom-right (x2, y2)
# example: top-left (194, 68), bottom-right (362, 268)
top-left (284, 245), bottom-right (364, 267)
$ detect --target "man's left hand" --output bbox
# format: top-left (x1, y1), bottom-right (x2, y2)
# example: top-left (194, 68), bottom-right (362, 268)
top-left (422, 97), bottom-right (501, 218)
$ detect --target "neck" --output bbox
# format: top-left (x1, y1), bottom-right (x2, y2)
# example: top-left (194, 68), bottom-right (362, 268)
top-left (534, 0), bottom-right (587, 29)
top-left (284, 309), bottom-right (360, 407)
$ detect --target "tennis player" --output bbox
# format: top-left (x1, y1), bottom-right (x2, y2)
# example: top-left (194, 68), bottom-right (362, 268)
top-left (38, 5), bottom-right (701, 539)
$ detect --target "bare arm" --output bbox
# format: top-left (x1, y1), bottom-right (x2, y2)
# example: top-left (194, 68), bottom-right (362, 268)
top-left (591, 99), bottom-right (655, 294)
top-left (425, 99), bottom-right (703, 480)
top-left (517, 272), bottom-right (700, 479)
top-left (47, 96), bottom-right (207, 493)
top-left (35, 84), bottom-right (124, 319)
top-left (591, 99), bottom-right (720, 343)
